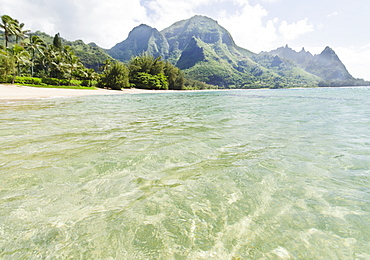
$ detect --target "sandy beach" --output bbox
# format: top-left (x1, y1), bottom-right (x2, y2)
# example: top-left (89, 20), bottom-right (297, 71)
top-left (0, 84), bottom-right (193, 101)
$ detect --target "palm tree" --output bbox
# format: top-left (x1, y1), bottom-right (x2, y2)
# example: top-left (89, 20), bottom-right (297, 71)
top-left (63, 46), bottom-right (83, 84)
top-left (128, 53), bottom-right (167, 89)
top-left (27, 35), bottom-right (46, 76)
top-left (40, 45), bottom-right (61, 78)
top-left (49, 49), bottom-right (66, 81)
top-left (7, 44), bottom-right (30, 83)
top-left (84, 68), bottom-right (97, 87)
top-left (0, 52), bottom-right (15, 79)
top-left (14, 20), bottom-right (30, 44)
top-left (0, 15), bottom-right (18, 48)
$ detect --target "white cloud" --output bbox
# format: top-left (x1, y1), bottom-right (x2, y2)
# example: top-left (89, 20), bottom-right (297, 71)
top-left (0, 0), bottom-right (317, 54)
top-left (335, 45), bottom-right (370, 80)
top-left (327, 11), bottom-right (340, 18)
top-left (218, 3), bottom-right (278, 52)
top-left (292, 45), bottom-right (370, 80)
top-left (217, 4), bottom-right (316, 53)
top-left (139, 0), bottom-right (290, 53)
top-left (1, 0), bottom-right (148, 48)
top-left (142, 0), bottom-right (247, 30)
top-left (141, 0), bottom-right (198, 29)
top-left (261, 0), bottom-right (281, 2)
top-left (2, 0), bottom-right (368, 80)
top-left (278, 18), bottom-right (314, 41)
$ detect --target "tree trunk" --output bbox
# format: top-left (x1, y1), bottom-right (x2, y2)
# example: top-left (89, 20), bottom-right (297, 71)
top-left (31, 51), bottom-right (34, 77)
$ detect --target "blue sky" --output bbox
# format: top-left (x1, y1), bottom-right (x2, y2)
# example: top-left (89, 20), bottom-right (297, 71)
top-left (1, 0), bottom-right (369, 80)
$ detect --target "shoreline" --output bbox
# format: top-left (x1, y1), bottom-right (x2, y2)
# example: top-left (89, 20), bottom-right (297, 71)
top-left (0, 84), bottom-right (217, 101)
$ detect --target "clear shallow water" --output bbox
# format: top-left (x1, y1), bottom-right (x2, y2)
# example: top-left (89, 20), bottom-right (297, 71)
top-left (0, 87), bottom-right (370, 259)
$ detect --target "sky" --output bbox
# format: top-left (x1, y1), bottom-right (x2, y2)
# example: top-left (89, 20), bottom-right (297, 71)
top-left (1, 0), bottom-right (369, 80)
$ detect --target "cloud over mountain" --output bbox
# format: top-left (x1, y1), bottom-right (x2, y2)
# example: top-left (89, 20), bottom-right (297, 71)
top-left (1, 0), bottom-right (369, 79)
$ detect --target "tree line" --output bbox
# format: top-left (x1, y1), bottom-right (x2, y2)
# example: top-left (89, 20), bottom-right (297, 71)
top-left (0, 14), bottom-right (214, 90)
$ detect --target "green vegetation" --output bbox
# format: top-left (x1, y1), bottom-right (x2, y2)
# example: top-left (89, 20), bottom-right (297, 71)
top-left (252, 54), bottom-right (321, 88)
top-left (2, 14), bottom-right (367, 90)
top-left (24, 31), bottom-right (116, 71)
top-left (129, 54), bottom-right (183, 90)
top-left (318, 79), bottom-right (370, 87)
top-left (1, 75), bottom-right (97, 89)
top-left (108, 15), bottom-right (369, 88)
top-left (98, 61), bottom-right (129, 90)
top-left (263, 45), bottom-right (368, 86)
top-left (0, 54), bottom-right (15, 78)
top-left (1, 14), bottom-right (212, 91)
top-left (108, 15), bottom-right (322, 88)
top-left (1, 15), bottom-right (98, 88)
top-left (108, 24), bottom-right (169, 64)
top-left (98, 53), bottom-right (206, 90)
top-left (163, 16), bottom-right (319, 88)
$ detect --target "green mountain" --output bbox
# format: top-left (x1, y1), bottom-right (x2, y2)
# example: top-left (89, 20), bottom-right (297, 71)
top-left (32, 31), bottom-right (114, 71)
top-left (251, 53), bottom-right (321, 86)
top-left (108, 15), bottom-right (318, 88)
top-left (262, 45), bottom-right (313, 68)
top-left (264, 45), bottom-right (354, 81)
top-left (162, 16), bottom-right (277, 87)
top-left (3, 15), bottom-right (365, 88)
top-left (1, 31), bottom-right (114, 71)
top-left (107, 24), bottom-right (169, 62)
top-left (306, 46), bottom-right (354, 81)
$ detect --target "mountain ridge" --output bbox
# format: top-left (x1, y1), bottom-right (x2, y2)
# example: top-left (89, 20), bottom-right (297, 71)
top-left (263, 44), bottom-right (354, 81)
top-left (6, 15), bottom-right (362, 88)
top-left (106, 15), bottom-right (364, 88)
top-left (108, 24), bottom-right (169, 62)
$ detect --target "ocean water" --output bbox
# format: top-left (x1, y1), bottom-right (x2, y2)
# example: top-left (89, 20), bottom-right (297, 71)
top-left (0, 87), bottom-right (370, 259)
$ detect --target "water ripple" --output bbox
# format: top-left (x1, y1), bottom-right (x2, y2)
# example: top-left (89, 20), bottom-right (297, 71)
top-left (0, 88), bottom-right (370, 258)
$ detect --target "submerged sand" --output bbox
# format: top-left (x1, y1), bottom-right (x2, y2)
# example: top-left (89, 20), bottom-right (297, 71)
top-left (0, 84), bottom-right (193, 101)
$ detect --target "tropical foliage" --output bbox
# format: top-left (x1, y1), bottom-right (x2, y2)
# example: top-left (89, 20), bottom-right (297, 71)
top-left (98, 61), bottom-right (129, 90)
top-left (97, 54), bottom-right (187, 90)
top-left (1, 15), bottom-right (18, 48)
top-left (128, 54), bottom-right (168, 89)
top-left (0, 54), bottom-right (15, 78)
top-left (0, 15), bottom-right (97, 87)
top-left (0, 14), bottom-right (215, 90)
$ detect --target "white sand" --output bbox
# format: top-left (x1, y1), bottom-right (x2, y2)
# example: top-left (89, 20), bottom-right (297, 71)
top-left (0, 84), bottom-right (191, 100)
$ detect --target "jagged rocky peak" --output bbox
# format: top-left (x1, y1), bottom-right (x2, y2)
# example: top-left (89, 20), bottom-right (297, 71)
top-left (123, 24), bottom-right (169, 48)
top-left (314, 46), bottom-right (344, 67)
top-left (88, 42), bottom-right (99, 48)
top-left (317, 46), bottom-right (337, 60)
top-left (108, 23), bottom-right (169, 62)
top-left (128, 24), bottom-right (157, 37)
top-left (263, 45), bottom-right (314, 65)
top-left (306, 46), bottom-right (354, 80)
top-left (322, 46), bottom-right (334, 52)
top-left (161, 15), bottom-right (236, 50)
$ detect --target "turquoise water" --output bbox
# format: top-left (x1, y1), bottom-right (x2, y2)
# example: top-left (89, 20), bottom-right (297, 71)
top-left (1, 87), bottom-right (370, 259)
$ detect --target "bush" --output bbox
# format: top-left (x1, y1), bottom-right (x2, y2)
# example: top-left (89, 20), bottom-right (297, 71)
top-left (5, 76), bottom-right (85, 87)
top-left (69, 79), bottom-right (82, 86)
top-left (59, 79), bottom-right (69, 86)
top-left (41, 78), bottom-right (60, 86)
top-left (81, 80), bottom-right (89, 86)
top-left (14, 76), bottom-right (42, 85)
top-left (81, 80), bottom-right (97, 87)
top-left (134, 72), bottom-right (169, 90)
top-left (0, 75), bottom-right (13, 83)
top-left (98, 62), bottom-right (129, 90)
top-left (0, 55), bottom-right (15, 79)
